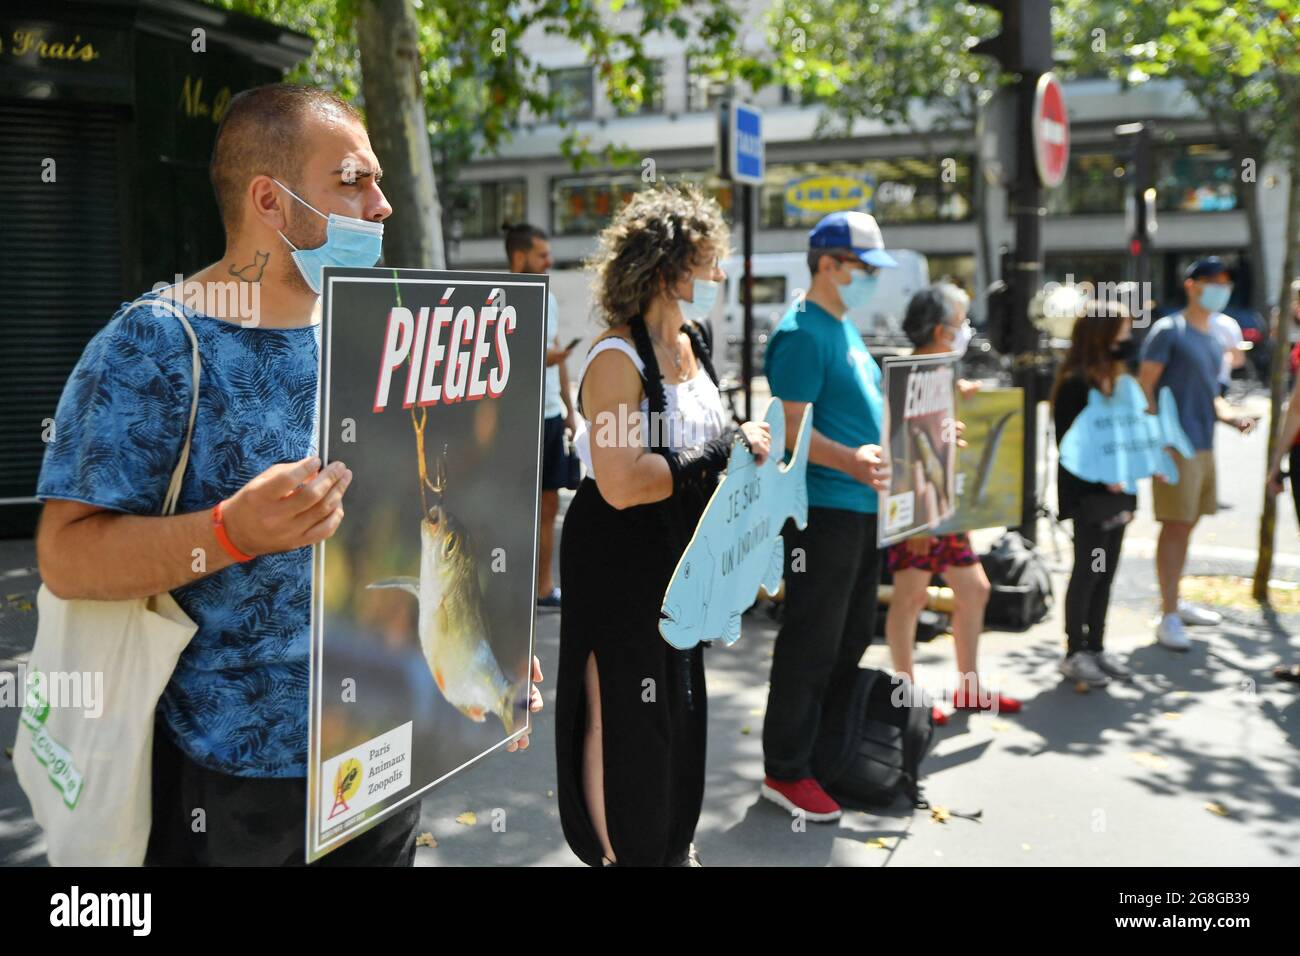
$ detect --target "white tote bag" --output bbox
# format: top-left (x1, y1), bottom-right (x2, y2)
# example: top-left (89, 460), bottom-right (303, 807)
top-left (13, 297), bottom-right (202, 866)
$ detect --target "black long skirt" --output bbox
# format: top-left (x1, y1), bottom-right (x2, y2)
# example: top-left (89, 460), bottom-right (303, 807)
top-left (555, 476), bottom-right (708, 867)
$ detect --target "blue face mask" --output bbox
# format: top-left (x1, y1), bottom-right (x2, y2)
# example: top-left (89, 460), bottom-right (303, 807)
top-left (273, 179), bottom-right (385, 294)
top-left (679, 278), bottom-right (720, 322)
top-left (839, 270), bottom-right (878, 311)
top-left (1198, 282), bottom-right (1232, 314)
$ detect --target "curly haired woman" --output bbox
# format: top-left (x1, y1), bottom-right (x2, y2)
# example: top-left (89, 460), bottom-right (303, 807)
top-left (554, 185), bottom-right (772, 867)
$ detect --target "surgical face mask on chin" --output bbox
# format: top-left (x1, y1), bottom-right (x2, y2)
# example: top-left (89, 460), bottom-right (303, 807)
top-left (273, 178), bottom-right (385, 294)
top-left (678, 278), bottom-right (720, 323)
top-left (838, 270), bottom-right (878, 311)
top-left (1198, 282), bottom-right (1232, 315)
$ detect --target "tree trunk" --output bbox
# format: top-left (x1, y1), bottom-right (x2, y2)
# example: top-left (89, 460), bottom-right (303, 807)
top-left (355, 0), bottom-right (446, 270)
top-left (1252, 117), bottom-right (1300, 602)
top-left (1233, 132), bottom-right (1269, 313)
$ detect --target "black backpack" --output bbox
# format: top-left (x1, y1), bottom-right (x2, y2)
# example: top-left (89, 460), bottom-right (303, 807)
top-left (979, 530), bottom-right (1053, 630)
top-left (812, 668), bottom-right (935, 809)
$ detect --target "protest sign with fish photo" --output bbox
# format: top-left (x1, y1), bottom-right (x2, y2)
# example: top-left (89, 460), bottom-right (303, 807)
top-left (878, 353), bottom-right (958, 547)
top-left (307, 267), bottom-right (546, 862)
top-left (930, 387), bottom-right (1023, 535)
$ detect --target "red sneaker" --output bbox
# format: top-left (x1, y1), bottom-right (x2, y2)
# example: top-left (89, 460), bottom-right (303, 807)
top-left (761, 776), bottom-right (842, 822)
top-left (931, 704), bottom-right (949, 726)
top-left (952, 688), bottom-right (1022, 714)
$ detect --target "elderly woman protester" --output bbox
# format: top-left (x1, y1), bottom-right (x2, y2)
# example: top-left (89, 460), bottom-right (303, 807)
top-left (883, 283), bottom-right (1021, 725)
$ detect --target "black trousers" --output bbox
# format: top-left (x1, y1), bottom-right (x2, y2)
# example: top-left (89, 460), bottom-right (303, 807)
top-left (1064, 518), bottom-right (1127, 655)
top-left (763, 507), bottom-right (881, 781)
top-left (144, 720), bottom-right (421, 867)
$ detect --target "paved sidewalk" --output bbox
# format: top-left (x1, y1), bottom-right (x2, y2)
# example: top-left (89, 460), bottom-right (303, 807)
top-left (3, 395), bottom-right (1298, 866)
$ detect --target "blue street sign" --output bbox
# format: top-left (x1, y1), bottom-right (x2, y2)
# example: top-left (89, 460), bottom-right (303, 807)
top-left (729, 102), bottom-right (764, 185)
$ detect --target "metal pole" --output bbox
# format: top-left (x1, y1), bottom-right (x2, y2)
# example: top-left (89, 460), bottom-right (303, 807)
top-left (742, 181), bottom-right (755, 421)
top-left (1012, 70), bottom-right (1045, 542)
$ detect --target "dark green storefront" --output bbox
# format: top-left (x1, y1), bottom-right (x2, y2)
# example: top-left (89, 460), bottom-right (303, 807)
top-left (0, 0), bottom-right (310, 536)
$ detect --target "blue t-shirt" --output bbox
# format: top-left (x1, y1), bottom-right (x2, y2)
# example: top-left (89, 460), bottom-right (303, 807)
top-left (37, 292), bottom-right (319, 778)
top-left (765, 300), bottom-right (883, 513)
top-left (1139, 313), bottom-right (1222, 451)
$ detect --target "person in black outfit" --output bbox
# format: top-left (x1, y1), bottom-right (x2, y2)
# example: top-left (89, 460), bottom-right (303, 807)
top-left (555, 186), bottom-right (771, 866)
top-left (1051, 300), bottom-right (1139, 688)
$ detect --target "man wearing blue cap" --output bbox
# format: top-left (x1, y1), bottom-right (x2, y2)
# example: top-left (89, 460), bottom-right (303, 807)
top-left (1138, 256), bottom-right (1256, 651)
top-left (760, 211), bottom-right (895, 821)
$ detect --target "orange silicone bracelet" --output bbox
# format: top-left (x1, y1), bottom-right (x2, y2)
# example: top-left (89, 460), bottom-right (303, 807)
top-left (212, 500), bottom-right (254, 563)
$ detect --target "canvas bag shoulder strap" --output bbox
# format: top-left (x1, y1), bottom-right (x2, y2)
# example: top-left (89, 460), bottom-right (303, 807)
top-left (123, 296), bottom-right (201, 517)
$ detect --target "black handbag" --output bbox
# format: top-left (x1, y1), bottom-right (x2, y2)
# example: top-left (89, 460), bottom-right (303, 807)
top-left (563, 430), bottom-right (582, 491)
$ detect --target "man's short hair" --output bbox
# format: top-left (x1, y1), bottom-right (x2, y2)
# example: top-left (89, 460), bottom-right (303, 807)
top-left (807, 246), bottom-right (854, 275)
top-left (210, 83), bottom-right (362, 236)
top-left (504, 222), bottom-right (548, 261)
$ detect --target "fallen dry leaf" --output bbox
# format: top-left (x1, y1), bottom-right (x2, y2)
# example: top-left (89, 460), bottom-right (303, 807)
top-left (1162, 712), bottom-right (1181, 721)
top-left (415, 832), bottom-right (437, 848)
top-left (864, 838), bottom-right (889, 849)
top-left (1074, 681), bottom-right (1091, 694)
top-left (455, 811), bottom-right (477, 826)
top-left (1129, 751), bottom-right (1169, 770)
top-left (740, 726), bottom-right (751, 735)
top-left (1204, 801), bottom-right (1230, 818)
top-left (930, 806), bottom-right (951, 824)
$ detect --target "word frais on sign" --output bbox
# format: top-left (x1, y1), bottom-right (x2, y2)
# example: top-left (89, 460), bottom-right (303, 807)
top-left (373, 295), bottom-right (516, 411)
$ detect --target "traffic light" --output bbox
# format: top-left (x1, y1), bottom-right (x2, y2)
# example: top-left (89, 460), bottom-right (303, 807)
top-left (971, 0), bottom-right (1055, 75)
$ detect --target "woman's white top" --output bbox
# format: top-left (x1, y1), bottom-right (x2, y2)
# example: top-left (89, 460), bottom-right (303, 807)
top-left (573, 337), bottom-right (728, 482)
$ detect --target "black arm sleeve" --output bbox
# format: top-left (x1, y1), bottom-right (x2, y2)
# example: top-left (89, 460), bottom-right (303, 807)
top-left (658, 426), bottom-right (740, 490)
top-left (1053, 377), bottom-right (1088, 447)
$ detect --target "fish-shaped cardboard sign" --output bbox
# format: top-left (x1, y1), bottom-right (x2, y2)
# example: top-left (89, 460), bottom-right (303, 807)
top-left (1058, 375), bottom-right (1195, 493)
top-left (659, 399), bottom-right (812, 650)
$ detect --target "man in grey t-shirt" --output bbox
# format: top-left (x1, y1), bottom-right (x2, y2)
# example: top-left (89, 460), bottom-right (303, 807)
top-left (1138, 257), bottom-right (1256, 651)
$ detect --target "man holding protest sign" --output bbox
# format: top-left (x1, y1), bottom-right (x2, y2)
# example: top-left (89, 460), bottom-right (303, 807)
top-left (34, 84), bottom-right (540, 866)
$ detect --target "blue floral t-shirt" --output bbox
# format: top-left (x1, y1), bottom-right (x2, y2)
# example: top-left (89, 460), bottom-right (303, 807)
top-left (37, 292), bottom-right (319, 778)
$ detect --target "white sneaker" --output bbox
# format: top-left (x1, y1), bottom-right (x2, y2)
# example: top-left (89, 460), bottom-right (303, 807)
top-left (1060, 652), bottom-right (1110, 687)
top-left (1177, 600), bottom-right (1222, 626)
top-left (1094, 651), bottom-right (1132, 680)
top-left (1157, 613), bottom-right (1192, 651)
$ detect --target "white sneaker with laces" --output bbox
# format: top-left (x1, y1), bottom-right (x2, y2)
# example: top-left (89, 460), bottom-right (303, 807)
top-left (1157, 613), bottom-right (1192, 651)
top-left (1177, 600), bottom-right (1222, 626)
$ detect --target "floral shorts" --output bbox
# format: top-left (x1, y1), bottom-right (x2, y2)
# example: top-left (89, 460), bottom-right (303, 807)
top-left (886, 532), bottom-right (978, 575)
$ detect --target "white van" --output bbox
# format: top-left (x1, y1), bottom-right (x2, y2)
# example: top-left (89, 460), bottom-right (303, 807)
top-left (715, 250), bottom-right (930, 378)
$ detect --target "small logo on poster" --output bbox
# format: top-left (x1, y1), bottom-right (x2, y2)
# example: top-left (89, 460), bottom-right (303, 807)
top-left (885, 491), bottom-right (914, 532)
top-left (319, 721), bottom-right (414, 834)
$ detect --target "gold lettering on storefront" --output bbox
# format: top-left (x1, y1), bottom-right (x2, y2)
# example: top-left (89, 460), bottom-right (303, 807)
top-left (179, 75), bottom-right (232, 124)
top-left (1, 30), bottom-right (102, 62)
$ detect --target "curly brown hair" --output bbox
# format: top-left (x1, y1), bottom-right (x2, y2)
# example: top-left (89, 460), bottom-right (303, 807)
top-left (585, 184), bottom-right (731, 328)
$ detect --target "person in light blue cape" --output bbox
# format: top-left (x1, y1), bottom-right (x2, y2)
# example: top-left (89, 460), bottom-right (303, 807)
top-left (1052, 301), bottom-right (1147, 688)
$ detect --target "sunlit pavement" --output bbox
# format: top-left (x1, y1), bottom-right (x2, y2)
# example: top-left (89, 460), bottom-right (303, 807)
top-left (1, 389), bottom-right (1296, 866)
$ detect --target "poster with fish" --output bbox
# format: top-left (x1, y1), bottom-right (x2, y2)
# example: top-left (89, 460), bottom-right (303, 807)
top-left (659, 399), bottom-right (811, 649)
top-left (878, 353), bottom-right (958, 547)
top-left (307, 267), bottom-right (545, 862)
top-left (931, 387), bottom-right (1024, 535)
